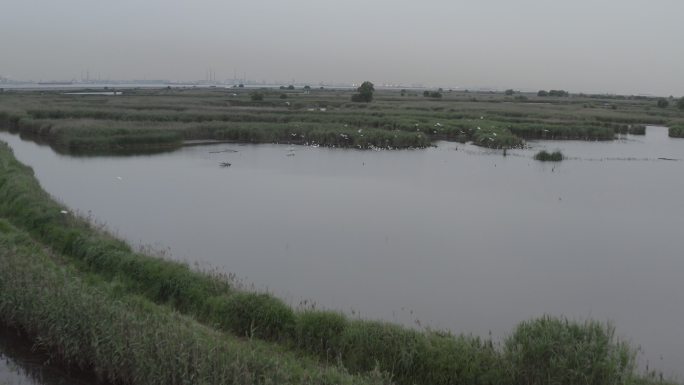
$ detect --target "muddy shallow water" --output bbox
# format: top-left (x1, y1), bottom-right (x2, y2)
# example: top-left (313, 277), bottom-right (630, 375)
top-left (1, 126), bottom-right (683, 380)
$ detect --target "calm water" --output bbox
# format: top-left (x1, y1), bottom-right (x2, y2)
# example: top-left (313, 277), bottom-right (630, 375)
top-left (0, 328), bottom-right (94, 385)
top-left (1, 127), bottom-right (683, 379)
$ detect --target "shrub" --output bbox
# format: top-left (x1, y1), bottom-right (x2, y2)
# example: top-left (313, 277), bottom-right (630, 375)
top-left (669, 124), bottom-right (684, 138)
top-left (656, 98), bottom-right (669, 108)
top-left (220, 292), bottom-right (296, 341)
top-left (534, 150), bottom-right (563, 161)
top-left (339, 321), bottom-right (424, 380)
top-left (504, 316), bottom-right (636, 385)
top-left (295, 311), bottom-right (348, 358)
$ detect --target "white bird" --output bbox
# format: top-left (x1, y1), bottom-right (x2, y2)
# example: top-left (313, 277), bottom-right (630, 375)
top-left (60, 210), bottom-right (68, 214)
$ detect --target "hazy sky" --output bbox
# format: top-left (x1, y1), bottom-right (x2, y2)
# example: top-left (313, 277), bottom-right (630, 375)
top-left (1, 0), bottom-right (682, 95)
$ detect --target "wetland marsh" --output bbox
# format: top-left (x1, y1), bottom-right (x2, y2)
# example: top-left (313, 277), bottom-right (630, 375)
top-left (1, 88), bottom-right (684, 384)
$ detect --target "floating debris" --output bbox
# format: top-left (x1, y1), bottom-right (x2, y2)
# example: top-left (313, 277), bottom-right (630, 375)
top-left (220, 162), bottom-right (231, 167)
top-left (658, 157), bottom-right (678, 161)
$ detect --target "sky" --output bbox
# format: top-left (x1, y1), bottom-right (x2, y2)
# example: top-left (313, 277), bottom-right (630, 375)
top-left (1, 0), bottom-right (683, 96)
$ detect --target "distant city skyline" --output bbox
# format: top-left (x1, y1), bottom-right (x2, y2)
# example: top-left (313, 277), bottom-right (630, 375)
top-left (2, 0), bottom-right (683, 96)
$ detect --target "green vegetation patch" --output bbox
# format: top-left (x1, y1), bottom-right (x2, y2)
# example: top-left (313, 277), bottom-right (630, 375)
top-left (505, 316), bottom-right (635, 385)
top-left (669, 123), bottom-right (684, 138)
top-left (534, 150), bottom-right (564, 161)
top-left (0, 221), bottom-right (386, 385)
top-left (3, 87), bottom-right (682, 155)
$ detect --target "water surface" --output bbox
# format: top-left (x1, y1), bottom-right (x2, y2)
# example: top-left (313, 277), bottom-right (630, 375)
top-left (0, 327), bottom-right (94, 385)
top-left (1, 127), bottom-right (682, 377)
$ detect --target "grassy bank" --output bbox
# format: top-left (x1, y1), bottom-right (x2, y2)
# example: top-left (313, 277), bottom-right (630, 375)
top-left (0, 140), bottom-right (678, 385)
top-left (0, 140), bottom-right (496, 384)
top-left (0, 221), bottom-right (386, 385)
top-left (2, 88), bottom-right (681, 154)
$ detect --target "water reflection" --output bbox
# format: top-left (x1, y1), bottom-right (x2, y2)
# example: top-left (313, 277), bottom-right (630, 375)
top-left (0, 327), bottom-right (95, 385)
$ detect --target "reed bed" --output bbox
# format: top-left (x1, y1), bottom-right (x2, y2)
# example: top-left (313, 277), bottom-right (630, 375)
top-left (3, 88), bottom-right (682, 154)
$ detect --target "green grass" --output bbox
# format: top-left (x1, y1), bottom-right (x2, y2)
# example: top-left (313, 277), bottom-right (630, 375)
top-left (534, 150), bottom-right (564, 161)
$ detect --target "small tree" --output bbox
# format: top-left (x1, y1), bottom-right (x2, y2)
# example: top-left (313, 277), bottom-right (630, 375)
top-left (657, 98), bottom-right (669, 108)
top-left (537, 90), bottom-right (548, 97)
top-left (678, 97), bottom-right (684, 110)
top-left (250, 92), bottom-right (264, 101)
top-left (303, 85), bottom-right (311, 90)
top-left (505, 89), bottom-right (515, 95)
top-left (351, 81), bottom-right (374, 102)
top-left (279, 93), bottom-right (288, 99)
top-left (287, 85), bottom-right (295, 90)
